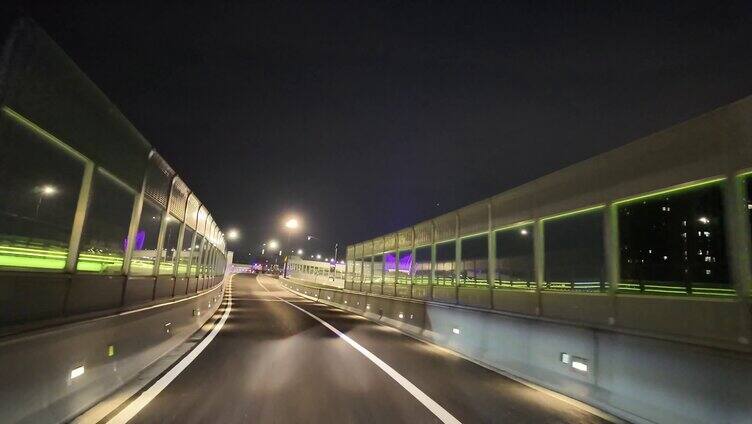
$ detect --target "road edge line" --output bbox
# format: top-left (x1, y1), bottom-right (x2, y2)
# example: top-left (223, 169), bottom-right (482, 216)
top-left (275, 278), bottom-right (626, 424)
top-left (257, 277), bottom-right (462, 424)
top-left (104, 282), bottom-right (234, 424)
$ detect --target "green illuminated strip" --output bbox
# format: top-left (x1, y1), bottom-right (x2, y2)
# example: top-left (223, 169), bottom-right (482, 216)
top-left (644, 285), bottom-right (684, 291)
top-left (0, 245), bottom-right (68, 255)
top-left (460, 231), bottom-right (489, 240)
top-left (693, 287), bottom-right (735, 292)
top-left (494, 220), bottom-right (535, 232)
top-left (613, 177), bottom-right (725, 205)
top-left (158, 263), bottom-right (174, 275)
top-left (542, 205), bottom-right (604, 221)
top-left (76, 261), bottom-right (105, 272)
top-left (0, 249), bottom-right (67, 260)
top-left (78, 255), bottom-right (124, 264)
top-left (2, 106), bottom-right (87, 162)
top-left (129, 261), bottom-right (155, 272)
top-left (0, 255), bottom-right (65, 269)
top-left (644, 288), bottom-right (690, 295)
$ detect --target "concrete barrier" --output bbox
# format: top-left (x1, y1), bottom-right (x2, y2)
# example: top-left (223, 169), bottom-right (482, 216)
top-left (279, 277), bottom-right (752, 424)
top-left (0, 276), bottom-right (228, 424)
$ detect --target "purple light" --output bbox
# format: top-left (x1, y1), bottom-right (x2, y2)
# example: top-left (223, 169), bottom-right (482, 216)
top-left (398, 252), bottom-right (413, 274)
top-left (384, 252), bottom-right (397, 271)
top-left (123, 230), bottom-right (146, 251)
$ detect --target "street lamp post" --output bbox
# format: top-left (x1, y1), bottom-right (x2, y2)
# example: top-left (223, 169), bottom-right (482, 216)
top-left (307, 235), bottom-right (339, 280)
top-left (282, 218), bottom-right (299, 278)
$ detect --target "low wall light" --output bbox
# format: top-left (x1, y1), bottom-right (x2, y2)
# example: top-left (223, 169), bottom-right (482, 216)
top-left (70, 365), bottom-right (85, 379)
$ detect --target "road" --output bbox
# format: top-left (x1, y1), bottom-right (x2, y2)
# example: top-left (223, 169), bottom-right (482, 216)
top-left (121, 274), bottom-right (610, 423)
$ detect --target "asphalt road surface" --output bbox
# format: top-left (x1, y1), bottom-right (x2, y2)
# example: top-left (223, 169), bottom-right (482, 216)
top-left (123, 274), bottom-right (610, 423)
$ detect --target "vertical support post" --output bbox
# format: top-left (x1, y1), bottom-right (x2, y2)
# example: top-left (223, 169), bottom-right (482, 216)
top-left (429, 220), bottom-right (436, 301)
top-left (153, 209), bottom-right (168, 276)
top-left (604, 203), bottom-right (620, 326)
top-left (344, 252), bottom-right (350, 286)
top-left (410, 228), bottom-right (416, 298)
top-left (186, 229), bottom-right (199, 291)
top-left (368, 253), bottom-right (373, 288)
top-left (380, 245), bottom-right (386, 293)
top-left (533, 219), bottom-right (545, 316)
top-left (66, 161), bottom-right (94, 273)
top-left (122, 182), bottom-right (146, 276)
top-left (454, 212), bottom-right (461, 304)
top-left (393, 244), bottom-right (398, 285)
top-left (173, 221), bottom-right (186, 278)
top-left (723, 174), bottom-right (751, 345)
top-left (487, 200), bottom-right (496, 309)
top-left (360, 257), bottom-right (366, 289)
top-left (199, 234), bottom-right (206, 286)
top-left (153, 177), bottom-right (176, 276)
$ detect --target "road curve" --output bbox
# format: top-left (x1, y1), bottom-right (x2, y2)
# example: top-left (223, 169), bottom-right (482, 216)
top-left (121, 274), bottom-right (610, 423)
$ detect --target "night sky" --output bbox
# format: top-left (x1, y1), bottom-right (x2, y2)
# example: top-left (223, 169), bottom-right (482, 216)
top-left (4, 1), bottom-right (752, 260)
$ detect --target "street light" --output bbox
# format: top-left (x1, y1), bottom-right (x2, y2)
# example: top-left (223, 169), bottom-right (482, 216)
top-left (268, 240), bottom-right (279, 250)
top-left (285, 218), bottom-right (299, 230)
top-left (316, 254), bottom-right (321, 260)
top-left (35, 184), bottom-right (57, 217)
top-left (227, 229), bottom-right (240, 240)
top-left (297, 249), bottom-right (303, 255)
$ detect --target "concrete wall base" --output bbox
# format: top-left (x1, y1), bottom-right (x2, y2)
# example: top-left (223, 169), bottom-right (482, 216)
top-left (280, 278), bottom-right (752, 424)
top-left (0, 276), bottom-right (228, 424)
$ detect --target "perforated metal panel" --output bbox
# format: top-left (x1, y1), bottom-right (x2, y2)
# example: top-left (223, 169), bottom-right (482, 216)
top-left (197, 206), bottom-right (208, 235)
top-left (354, 243), bottom-right (364, 259)
top-left (363, 241), bottom-right (373, 256)
top-left (372, 237), bottom-right (385, 253)
top-left (384, 233), bottom-right (397, 251)
top-left (398, 228), bottom-right (414, 249)
top-left (169, 177), bottom-right (189, 220)
top-left (210, 222), bottom-right (217, 245)
top-left (434, 213), bottom-right (457, 242)
top-left (205, 215), bottom-right (213, 241)
top-left (459, 201), bottom-right (489, 236)
top-left (185, 194), bottom-right (199, 229)
top-left (414, 221), bottom-right (433, 246)
top-left (143, 152), bottom-right (174, 208)
top-left (346, 245), bottom-right (355, 260)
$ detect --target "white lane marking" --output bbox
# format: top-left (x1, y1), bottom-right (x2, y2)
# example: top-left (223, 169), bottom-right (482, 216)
top-left (257, 278), bottom-right (462, 424)
top-left (105, 283), bottom-right (233, 424)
